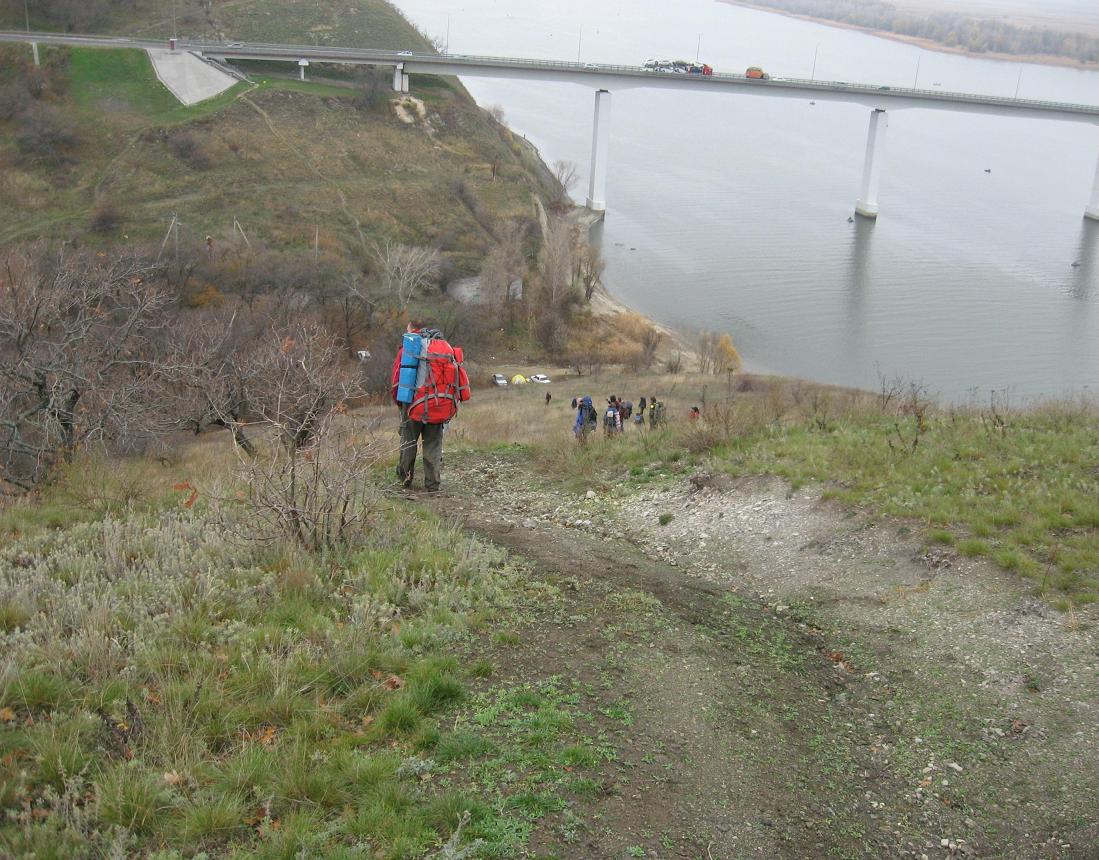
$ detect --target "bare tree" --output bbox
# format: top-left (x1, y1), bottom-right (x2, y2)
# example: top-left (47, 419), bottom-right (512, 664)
top-left (639, 326), bottom-right (664, 369)
top-left (244, 323), bottom-right (354, 454)
top-left (156, 308), bottom-right (263, 455)
top-left (336, 269), bottom-right (378, 358)
top-left (696, 330), bottom-right (720, 375)
top-left (0, 247), bottom-right (169, 492)
top-left (541, 216), bottom-right (576, 308)
top-left (479, 220), bottom-right (526, 316)
top-left (576, 241), bottom-right (605, 303)
top-left (551, 159), bottom-right (579, 209)
top-left (373, 240), bottom-right (440, 309)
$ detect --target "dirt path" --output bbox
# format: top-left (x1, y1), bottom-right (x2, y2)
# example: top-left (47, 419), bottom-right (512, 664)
top-left (422, 450), bottom-right (1099, 859)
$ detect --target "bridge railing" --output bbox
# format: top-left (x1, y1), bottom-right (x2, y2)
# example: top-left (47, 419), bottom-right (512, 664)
top-left (191, 41), bottom-right (1099, 114)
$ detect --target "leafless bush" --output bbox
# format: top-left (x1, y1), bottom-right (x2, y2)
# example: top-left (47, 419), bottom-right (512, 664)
top-left (663, 351), bottom-right (684, 374)
top-left (790, 381), bottom-right (835, 431)
top-left (0, 247), bottom-right (169, 492)
top-left (15, 104), bottom-right (78, 164)
top-left (981, 388), bottom-right (1010, 438)
top-left (735, 374), bottom-right (767, 392)
top-left (225, 326), bottom-right (379, 552)
top-left (0, 83), bottom-right (28, 121)
top-left (167, 130), bottom-right (211, 170)
top-left (89, 201), bottom-right (121, 235)
top-left (230, 419), bottom-right (383, 552)
top-left (889, 381), bottom-right (932, 454)
top-left (353, 66), bottom-right (389, 112)
top-left (876, 370), bottom-right (905, 412)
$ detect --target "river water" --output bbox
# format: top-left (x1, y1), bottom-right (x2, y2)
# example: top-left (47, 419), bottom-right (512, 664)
top-left (394, 0), bottom-right (1099, 400)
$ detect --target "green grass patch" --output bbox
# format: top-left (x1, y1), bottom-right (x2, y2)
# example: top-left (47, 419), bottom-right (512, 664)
top-left (713, 403), bottom-right (1099, 600)
top-left (65, 47), bottom-right (181, 115)
top-left (0, 487), bottom-right (524, 856)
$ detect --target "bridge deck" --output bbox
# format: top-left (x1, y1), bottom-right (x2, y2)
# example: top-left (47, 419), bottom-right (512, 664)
top-left (3, 31), bottom-right (1098, 121)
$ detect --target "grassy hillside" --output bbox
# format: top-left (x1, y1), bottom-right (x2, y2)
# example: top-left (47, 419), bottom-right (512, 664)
top-left (0, 0), bottom-right (435, 49)
top-left (5, 370), bottom-right (1096, 856)
top-left (0, 41), bottom-right (546, 268)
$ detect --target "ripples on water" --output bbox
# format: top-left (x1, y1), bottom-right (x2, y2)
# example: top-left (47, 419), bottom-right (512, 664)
top-left (396, 0), bottom-right (1099, 399)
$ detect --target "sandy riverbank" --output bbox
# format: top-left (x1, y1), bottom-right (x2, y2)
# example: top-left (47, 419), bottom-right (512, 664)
top-left (719, 0), bottom-right (1099, 72)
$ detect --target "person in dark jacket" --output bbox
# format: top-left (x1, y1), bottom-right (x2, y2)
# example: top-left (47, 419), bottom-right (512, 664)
top-left (573, 396), bottom-right (597, 441)
top-left (604, 397), bottom-right (624, 436)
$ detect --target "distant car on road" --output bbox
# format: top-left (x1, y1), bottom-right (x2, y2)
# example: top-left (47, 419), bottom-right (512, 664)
top-left (529, 374), bottom-right (551, 384)
top-left (745, 66), bottom-right (770, 80)
top-left (226, 41), bottom-right (244, 48)
top-left (490, 373), bottom-right (508, 387)
top-left (397, 50), bottom-right (413, 56)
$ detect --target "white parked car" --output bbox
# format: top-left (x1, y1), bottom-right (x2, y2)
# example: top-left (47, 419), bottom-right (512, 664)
top-left (490, 373), bottom-right (508, 387)
top-left (529, 374), bottom-right (551, 384)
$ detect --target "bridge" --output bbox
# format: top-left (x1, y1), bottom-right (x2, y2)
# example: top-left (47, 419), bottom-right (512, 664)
top-left (5, 31), bottom-right (1099, 220)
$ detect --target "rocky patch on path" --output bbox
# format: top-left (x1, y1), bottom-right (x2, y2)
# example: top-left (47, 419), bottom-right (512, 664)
top-left (444, 451), bottom-right (1099, 858)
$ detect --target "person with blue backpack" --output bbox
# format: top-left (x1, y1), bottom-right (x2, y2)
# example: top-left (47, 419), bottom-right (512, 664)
top-left (391, 321), bottom-right (471, 492)
top-left (573, 395), bottom-right (598, 442)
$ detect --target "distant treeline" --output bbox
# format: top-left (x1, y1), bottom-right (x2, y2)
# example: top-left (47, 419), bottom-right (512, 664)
top-left (741, 0), bottom-right (1099, 63)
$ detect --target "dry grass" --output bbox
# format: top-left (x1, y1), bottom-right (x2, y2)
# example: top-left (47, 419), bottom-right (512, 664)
top-left (0, 45), bottom-right (542, 263)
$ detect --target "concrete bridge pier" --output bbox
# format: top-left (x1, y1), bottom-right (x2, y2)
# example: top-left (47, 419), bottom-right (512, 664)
top-left (586, 89), bottom-right (612, 212)
top-left (1085, 151), bottom-right (1099, 221)
top-left (392, 63), bottom-right (409, 93)
top-left (855, 109), bottom-right (889, 219)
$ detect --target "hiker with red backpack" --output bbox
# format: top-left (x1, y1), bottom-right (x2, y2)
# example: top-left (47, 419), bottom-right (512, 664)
top-left (391, 321), bottom-right (471, 492)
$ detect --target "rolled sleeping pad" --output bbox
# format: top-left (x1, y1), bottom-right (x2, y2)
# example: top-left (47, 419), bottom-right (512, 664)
top-left (414, 338), bottom-right (435, 389)
top-left (396, 333), bottom-right (422, 404)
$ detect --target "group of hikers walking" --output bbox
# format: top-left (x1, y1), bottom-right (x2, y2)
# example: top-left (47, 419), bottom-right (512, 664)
top-left (389, 319), bottom-right (685, 490)
top-left (571, 394), bottom-right (666, 441)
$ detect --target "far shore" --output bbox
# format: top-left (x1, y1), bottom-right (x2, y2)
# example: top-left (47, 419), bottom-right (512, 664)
top-left (719, 0), bottom-right (1099, 73)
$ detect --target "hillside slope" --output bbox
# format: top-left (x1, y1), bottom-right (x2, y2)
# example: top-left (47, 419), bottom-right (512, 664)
top-left (0, 0), bottom-right (434, 49)
top-left (0, 1), bottom-right (553, 269)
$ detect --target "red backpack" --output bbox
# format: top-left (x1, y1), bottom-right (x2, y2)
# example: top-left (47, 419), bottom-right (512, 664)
top-left (407, 338), bottom-right (471, 424)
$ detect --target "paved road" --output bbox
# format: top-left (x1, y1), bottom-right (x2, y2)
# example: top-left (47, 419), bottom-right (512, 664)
top-left (3, 30), bottom-right (1098, 123)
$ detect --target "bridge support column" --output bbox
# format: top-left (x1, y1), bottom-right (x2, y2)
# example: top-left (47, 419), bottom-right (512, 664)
top-left (31, 42), bottom-right (39, 66)
top-left (1085, 152), bottom-right (1099, 221)
top-left (585, 89), bottom-right (612, 212)
top-left (393, 63), bottom-right (410, 93)
top-left (855, 109), bottom-right (888, 219)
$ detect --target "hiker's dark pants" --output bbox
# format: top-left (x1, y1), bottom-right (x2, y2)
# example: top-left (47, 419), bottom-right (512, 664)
top-left (398, 408), bottom-right (444, 490)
